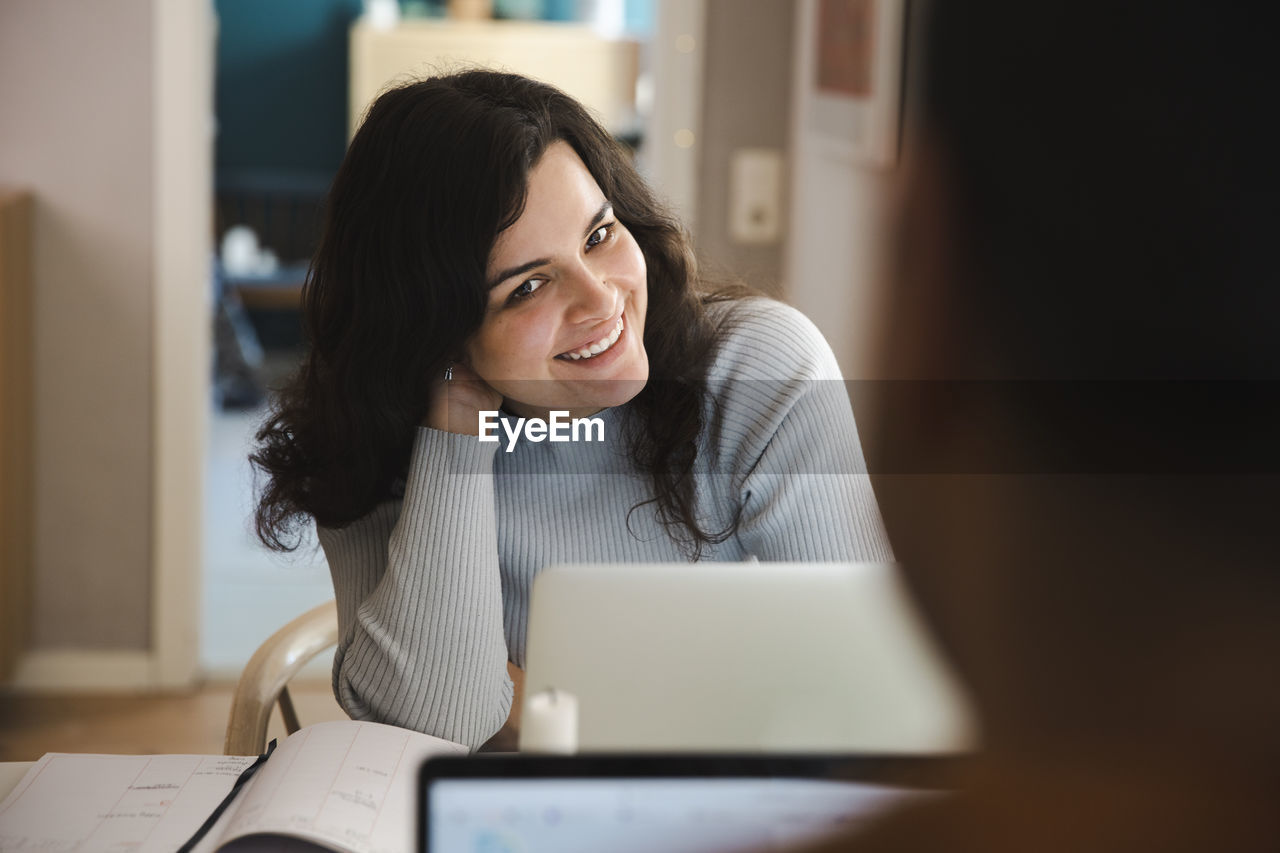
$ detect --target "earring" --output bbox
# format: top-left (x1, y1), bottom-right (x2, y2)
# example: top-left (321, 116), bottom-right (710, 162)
top-left (444, 364), bottom-right (453, 381)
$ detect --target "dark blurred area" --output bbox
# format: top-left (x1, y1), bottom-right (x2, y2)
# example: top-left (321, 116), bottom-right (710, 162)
top-left (805, 1), bottom-right (1280, 850)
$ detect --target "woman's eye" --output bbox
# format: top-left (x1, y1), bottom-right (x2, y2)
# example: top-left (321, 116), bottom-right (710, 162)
top-left (586, 223), bottom-right (614, 249)
top-left (509, 278), bottom-right (545, 302)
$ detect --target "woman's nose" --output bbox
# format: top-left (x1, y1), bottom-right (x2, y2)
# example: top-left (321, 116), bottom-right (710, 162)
top-left (563, 260), bottom-right (616, 322)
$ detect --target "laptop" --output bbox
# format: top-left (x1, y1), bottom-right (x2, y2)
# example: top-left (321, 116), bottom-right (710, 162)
top-left (419, 752), bottom-right (958, 852)
top-left (520, 562), bottom-right (976, 753)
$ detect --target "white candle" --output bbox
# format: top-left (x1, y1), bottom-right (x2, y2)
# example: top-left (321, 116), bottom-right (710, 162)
top-left (518, 688), bottom-right (579, 754)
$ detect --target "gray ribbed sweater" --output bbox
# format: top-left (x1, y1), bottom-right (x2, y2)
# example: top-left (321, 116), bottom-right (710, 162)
top-left (316, 299), bottom-right (893, 749)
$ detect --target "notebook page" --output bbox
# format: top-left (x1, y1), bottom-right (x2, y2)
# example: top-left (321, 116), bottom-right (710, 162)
top-left (205, 720), bottom-right (467, 853)
top-left (0, 752), bottom-right (257, 852)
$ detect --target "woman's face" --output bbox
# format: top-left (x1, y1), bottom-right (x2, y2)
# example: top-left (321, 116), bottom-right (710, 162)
top-left (465, 141), bottom-right (650, 420)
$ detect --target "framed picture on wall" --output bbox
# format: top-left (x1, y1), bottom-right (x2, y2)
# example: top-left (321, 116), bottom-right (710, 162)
top-left (801, 0), bottom-right (906, 168)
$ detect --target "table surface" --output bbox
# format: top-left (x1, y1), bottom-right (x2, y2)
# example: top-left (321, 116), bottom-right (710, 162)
top-left (0, 762), bottom-right (35, 801)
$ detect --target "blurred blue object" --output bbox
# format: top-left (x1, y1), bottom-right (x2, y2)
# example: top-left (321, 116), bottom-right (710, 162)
top-left (494, 0), bottom-right (544, 18)
top-left (625, 0), bottom-right (653, 35)
top-left (402, 0), bottom-right (447, 17)
top-left (542, 0), bottom-right (575, 20)
top-left (541, 0), bottom-right (652, 31)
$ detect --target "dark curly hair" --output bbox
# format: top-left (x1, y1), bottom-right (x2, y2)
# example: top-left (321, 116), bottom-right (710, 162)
top-left (251, 70), bottom-right (746, 556)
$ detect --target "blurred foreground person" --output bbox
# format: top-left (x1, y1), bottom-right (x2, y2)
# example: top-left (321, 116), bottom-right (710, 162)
top-left (805, 1), bottom-right (1279, 850)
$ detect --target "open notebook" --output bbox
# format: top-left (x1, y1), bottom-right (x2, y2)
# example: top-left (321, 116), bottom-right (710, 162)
top-left (0, 720), bottom-right (466, 852)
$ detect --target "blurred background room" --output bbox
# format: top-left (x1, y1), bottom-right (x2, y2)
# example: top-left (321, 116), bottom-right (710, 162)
top-left (0, 0), bottom-right (906, 757)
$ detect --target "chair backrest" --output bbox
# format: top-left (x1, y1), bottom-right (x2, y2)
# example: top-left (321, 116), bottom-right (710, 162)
top-left (224, 599), bottom-right (339, 755)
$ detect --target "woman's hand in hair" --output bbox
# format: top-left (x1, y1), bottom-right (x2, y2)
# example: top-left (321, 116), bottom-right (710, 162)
top-left (421, 361), bottom-right (503, 435)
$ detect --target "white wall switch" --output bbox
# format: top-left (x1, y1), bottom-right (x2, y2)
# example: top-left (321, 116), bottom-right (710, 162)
top-left (729, 147), bottom-right (784, 245)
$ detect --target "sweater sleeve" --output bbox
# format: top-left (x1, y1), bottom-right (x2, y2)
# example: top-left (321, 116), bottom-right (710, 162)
top-left (316, 426), bottom-right (512, 750)
top-left (708, 299), bottom-right (895, 562)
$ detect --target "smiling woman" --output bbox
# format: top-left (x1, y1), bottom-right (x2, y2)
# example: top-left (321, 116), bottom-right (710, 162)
top-left (451, 141), bottom-right (650, 421)
top-left (250, 71), bottom-right (893, 750)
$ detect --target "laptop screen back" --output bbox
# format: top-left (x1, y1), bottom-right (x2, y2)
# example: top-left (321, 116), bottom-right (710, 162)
top-left (521, 562), bottom-right (975, 753)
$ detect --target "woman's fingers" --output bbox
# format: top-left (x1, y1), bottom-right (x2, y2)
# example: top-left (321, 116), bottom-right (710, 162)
top-left (422, 362), bottom-right (503, 434)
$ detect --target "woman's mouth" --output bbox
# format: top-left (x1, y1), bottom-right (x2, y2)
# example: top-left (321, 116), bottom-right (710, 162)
top-left (556, 316), bottom-right (624, 361)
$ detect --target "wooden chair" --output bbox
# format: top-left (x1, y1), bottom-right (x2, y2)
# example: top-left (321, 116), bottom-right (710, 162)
top-left (224, 599), bottom-right (340, 755)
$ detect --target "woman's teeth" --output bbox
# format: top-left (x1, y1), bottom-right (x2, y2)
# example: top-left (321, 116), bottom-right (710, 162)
top-left (560, 317), bottom-right (624, 361)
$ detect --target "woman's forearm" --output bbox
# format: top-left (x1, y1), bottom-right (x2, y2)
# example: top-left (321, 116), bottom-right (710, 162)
top-left (322, 427), bottom-right (511, 750)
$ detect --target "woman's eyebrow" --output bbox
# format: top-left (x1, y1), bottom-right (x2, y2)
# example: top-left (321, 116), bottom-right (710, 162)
top-left (488, 257), bottom-right (550, 291)
top-left (487, 200), bottom-right (615, 290)
top-left (583, 200), bottom-right (613, 237)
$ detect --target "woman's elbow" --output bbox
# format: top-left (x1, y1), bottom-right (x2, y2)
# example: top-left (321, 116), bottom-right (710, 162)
top-left (333, 653), bottom-right (514, 750)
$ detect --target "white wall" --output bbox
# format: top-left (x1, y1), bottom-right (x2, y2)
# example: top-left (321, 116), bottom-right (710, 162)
top-left (0, 0), bottom-right (156, 650)
top-left (696, 0), bottom-right (793, 295)
top-left (0, 0), bottom-right (210, 687)
top-left (784, 0), bottom-right (897, 380)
